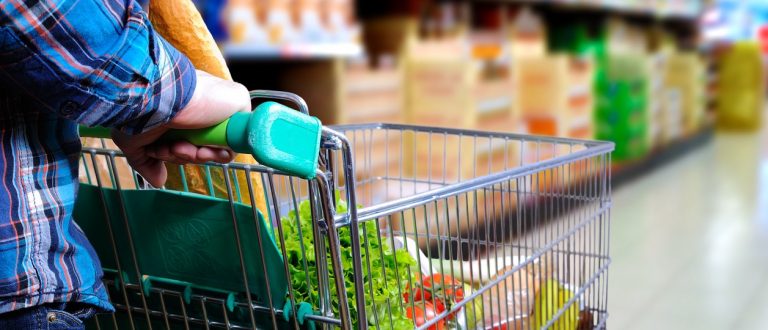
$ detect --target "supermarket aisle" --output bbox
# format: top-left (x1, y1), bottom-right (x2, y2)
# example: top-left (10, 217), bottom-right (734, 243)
top-left (608, 129), bottom-right (768, 330)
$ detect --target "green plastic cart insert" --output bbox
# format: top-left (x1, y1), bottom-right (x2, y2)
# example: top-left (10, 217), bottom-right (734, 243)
top-left (74, 184), bottom-right (288, 309)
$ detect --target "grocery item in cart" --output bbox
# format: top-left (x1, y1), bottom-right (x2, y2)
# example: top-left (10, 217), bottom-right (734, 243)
top-left (533, 279), bottom-right (578, 330)
top-left (276, 197), bottom-right (418, 329)
top-left (475, 255), bottom-right (556, 330)
top-left (479, 268), bottom-right (535, 330)
top-left (147, 0), bottom-right (270, 213)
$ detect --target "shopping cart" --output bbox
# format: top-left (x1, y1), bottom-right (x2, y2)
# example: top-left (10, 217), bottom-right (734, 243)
top-left (76, 91), bottom-right (614, 330)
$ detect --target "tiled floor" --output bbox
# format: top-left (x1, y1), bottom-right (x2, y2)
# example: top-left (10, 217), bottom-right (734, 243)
top-left (608, 129), bottom-right (768, 329)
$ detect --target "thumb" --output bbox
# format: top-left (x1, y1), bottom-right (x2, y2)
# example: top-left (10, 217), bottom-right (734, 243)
top-left (129, 154), bottom-right (168, 188)
top-left (112, 128), bottom-right (170, 188)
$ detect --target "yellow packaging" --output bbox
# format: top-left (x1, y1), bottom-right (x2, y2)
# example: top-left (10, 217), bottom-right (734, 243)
top-left (716, 42), bottom-right (764, 131)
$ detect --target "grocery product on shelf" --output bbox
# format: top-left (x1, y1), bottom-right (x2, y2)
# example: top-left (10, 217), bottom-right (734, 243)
top-left (647, 24), bottom-right (708, 148)
top-left (403, 36), bottom-right (520, 184)
top-left (594, 74), bottom-right (650, 162)
top-left (647, 51), bottom-right (668, 148)
top-left (509, 7), bottom-right (547, 58)
top-left (225, 0), bottom-right (268, 44)
top-left (216, 0), bottom-right (362, 57)
top-left (296, 0), bottom-right (329, 42)
top-left (716, 41), bottom-right (765, 131)
top-left (593, 19), bottom-right (651, 162)
top-left (513, 15), bottom-right (593, 142)
top-left (342, 56), bottom-right (404, 124)
top-left (665, 52), bottom-right (706, 136)
top-left (513, 55), bottom-right (594, 140)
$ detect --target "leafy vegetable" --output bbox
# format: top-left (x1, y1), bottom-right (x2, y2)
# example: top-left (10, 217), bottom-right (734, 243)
top-left (277, 195), bottom-right (418, 328)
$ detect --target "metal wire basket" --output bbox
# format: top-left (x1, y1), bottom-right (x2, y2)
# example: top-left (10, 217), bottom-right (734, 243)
top-left (76, 92), bottom-right (614, 330)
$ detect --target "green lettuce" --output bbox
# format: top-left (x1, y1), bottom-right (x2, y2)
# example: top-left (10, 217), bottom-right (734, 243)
top-left (278, 195), bottom-right (417, 329)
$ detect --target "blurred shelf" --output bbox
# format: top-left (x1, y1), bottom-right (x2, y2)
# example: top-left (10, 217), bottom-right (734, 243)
top-left (612, 125), bottom-right (715, 187)
top-left (477, 96), bottom-right (513, 114)
top-left (430, 125), bottom-right (714, 248)
top-left (474, 0), bottom-right (702, 21)
top-left (223, 43), bottom-right (364, 60)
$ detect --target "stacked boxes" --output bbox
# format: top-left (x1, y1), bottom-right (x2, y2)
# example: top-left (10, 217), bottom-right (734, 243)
top-left (664, 52), bottom-right (706, 137)
top-left (513, 55), bottom-right (594, 139)
top-left (648, 52), bottom-right (667, 148)
top-left (342, 57), bottom-right (404, 124)
top-left (343, 57), bottom-right (406, 183)
top-left (403, 38), bottom-right (520, 182)
top-left (595, 54), bottom-right (650, 162)
top-left (593, 19), bottom-right (651, 162)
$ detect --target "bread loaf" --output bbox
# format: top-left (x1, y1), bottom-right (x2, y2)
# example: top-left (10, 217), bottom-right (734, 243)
top-left (148, 0), bottom-right (268, 214)
top-left (148, 0), bottom-right (232, 80)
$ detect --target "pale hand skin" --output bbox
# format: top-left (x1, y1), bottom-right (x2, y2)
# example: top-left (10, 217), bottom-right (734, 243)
top-left (112, 70), bottom-right (250, 187)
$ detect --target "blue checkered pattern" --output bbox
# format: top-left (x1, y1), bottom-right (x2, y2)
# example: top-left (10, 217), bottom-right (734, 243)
top-left (0, 0), bottom-right (196, 313)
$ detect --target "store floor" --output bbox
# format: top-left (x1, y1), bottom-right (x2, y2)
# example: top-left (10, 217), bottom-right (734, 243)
top-left (608, 128), bottom-right (768, 329)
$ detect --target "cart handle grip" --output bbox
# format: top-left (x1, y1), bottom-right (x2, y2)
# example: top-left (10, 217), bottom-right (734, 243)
top-left (78, 101), bottom-right (323, 179)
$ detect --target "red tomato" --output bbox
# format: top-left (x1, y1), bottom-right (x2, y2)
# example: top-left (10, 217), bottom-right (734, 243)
top-left (406, 302), bottom-right (445, 330)
top-left (423, 274), bottom-right (464, 316)
top-left (421, 274), bottom-right (465, 303)
top-left (405, 274), bottom-right (466, 322)
top-left (432, 299), bottom-right (446, 314)
top-left (403, 281), bottom-right (428, 303)
top-left (403, 273), bottom-right (421, 303)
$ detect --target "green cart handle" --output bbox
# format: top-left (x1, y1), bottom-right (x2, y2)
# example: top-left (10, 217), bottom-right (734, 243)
top-left (78, 101), bottom-right (323, 179)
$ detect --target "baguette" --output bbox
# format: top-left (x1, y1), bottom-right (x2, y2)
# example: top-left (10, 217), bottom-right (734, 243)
top-left (148, 0), bottom-right (232, 80)
top-left (148, 0), bottom-right (268, 215)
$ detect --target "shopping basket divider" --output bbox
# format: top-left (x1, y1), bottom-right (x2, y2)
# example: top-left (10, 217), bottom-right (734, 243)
top-left (139, 275), bottom-right (238, 312)
top-left (73, 183), bottom-right (291, 321)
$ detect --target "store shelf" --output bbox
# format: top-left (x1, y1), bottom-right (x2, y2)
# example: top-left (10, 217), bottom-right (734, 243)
top-left (476, 96), bottom-right (513, 115)
top-left (474, 0), bottom-right (702, 21)
top-left (430, 126), bottom-right (715, 253)
top-left (613, 125), bottom-right (715, 187)
top-left (223, 43), bottom-right (364, 60)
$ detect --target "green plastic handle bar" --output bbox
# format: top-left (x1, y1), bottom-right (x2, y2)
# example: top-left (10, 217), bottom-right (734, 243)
top-left (78, 101), bottom-right (323, 179)
top-left (78, 126), bottom-right (112, 139)
top-left (79, 121), bottom-right (232, 146)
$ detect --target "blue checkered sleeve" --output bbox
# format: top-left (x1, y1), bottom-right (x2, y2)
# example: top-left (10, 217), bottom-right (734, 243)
top-left (0, 0), bottom-right (197, 134)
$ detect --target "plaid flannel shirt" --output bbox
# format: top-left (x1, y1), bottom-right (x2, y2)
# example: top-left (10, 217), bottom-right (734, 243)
top-left (0, 0), bottom-right (196, 313)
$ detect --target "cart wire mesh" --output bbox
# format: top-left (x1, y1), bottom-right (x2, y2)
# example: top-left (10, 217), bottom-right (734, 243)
top-left (77, 122), bottom-right (613, 330)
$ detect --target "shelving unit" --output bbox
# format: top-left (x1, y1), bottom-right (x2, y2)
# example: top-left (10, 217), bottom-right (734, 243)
top-left (222, 42), bottom-right (363, 60)
top-left (222, 0), bottom-right (712, 194)
top-left (473, 0), bottom-right (703, 20)
top-left (613, 125), bottom-right (715, 187)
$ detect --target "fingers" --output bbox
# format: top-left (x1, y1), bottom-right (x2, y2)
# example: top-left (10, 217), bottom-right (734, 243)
top-left (146, 142), bottom-right (186, 164)
top-left (187, 146), bottom-right (234, 163)
top-left (126, 152), bottom-right (168, 188)
top-left (147, 141), bottom-right (234, 164)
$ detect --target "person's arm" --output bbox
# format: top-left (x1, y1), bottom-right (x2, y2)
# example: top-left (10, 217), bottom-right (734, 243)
top-left (0, 0), bottom-right (196, 133)
top-left (0, 0), bottom-right (247, 186)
